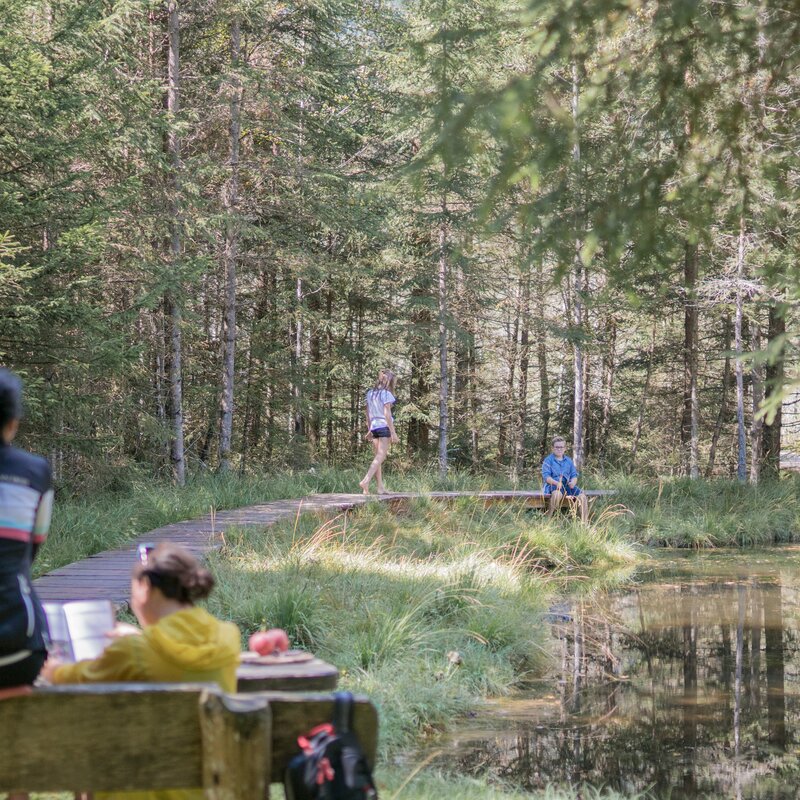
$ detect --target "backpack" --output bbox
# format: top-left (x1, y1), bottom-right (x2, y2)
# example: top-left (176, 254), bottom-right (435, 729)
top-left (285, 691), bottom-right (379, 800)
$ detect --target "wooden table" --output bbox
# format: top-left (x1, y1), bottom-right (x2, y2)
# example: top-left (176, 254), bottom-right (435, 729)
top-left (236, 656), bottom-right (339, 693)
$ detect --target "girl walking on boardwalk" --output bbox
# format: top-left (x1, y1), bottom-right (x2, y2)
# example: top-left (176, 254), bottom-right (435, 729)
top-left (359, 369), bottom-right (399, 495)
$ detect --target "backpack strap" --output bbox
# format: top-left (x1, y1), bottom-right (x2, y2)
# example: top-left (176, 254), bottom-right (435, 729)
top-left (332, 690), bottom-right (354, 734)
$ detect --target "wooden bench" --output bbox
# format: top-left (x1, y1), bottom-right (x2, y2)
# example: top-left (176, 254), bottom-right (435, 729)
top-left (0, 683), bottom-right (378, 798)
top-left (381, 489), bottom-right (616, 512)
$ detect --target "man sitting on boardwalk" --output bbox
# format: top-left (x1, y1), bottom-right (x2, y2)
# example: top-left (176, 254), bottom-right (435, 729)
top-left (542, 436), bottom-right (589, 523)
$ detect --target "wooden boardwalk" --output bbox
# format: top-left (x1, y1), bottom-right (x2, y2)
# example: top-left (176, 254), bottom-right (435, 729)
top-left (33, 490), bottom-right (614, 604)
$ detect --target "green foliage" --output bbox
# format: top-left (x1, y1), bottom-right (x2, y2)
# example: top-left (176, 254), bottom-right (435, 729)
top-left (203, 494), bottom-right (637, 755)
top-left (376, 769), bottom-right (649, 800)
top-left (611, 474), bottom-right (800, 547)
top-left (1, 0), bottom-right (797, 488)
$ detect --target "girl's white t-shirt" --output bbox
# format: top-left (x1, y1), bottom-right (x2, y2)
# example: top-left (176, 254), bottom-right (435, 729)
top-left (366, 389), bottom-right (396, 430)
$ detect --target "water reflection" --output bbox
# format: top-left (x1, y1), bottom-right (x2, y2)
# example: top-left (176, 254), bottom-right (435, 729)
top-left (437, 550), bottom-right (800, 799)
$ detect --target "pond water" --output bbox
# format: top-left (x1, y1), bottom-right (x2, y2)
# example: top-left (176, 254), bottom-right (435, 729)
top-left (435, 547), bottom-right (800, 799)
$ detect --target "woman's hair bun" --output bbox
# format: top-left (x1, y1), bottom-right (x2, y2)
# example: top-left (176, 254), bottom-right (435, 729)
top-left (183, 565), bottom-right (215, 601)
top-left (133, 543), bottom-right (215, 603)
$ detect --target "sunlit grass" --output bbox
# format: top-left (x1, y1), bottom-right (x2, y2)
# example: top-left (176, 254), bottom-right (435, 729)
top-left (38, 468), bottom-right (800, 579)
top-left (608, 474), bottom-right (800, 547)
top-left (205, 499), bottom-right (637, 757)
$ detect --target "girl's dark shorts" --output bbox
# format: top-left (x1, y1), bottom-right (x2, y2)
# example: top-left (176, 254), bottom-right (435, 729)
top-left (371, 427), bottom-right (391, 439)
top-left (0, 649), bottom-right (46, 688)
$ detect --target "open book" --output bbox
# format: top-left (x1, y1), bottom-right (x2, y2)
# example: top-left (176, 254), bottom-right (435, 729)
top-left (43, 600), bottom-right (116, 662)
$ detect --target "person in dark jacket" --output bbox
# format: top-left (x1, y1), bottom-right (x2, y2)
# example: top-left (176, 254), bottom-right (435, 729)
top-left (0, 369), bottom-right (53, 687)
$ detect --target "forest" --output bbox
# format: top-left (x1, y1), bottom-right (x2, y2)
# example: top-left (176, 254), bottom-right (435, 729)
top-left (1, 0), bottom-right (798, 491)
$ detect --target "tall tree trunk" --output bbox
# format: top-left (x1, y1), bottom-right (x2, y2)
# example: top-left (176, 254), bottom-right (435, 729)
top-left (292, 277), bottom-right (305, 438)
top-left (165, 0), bottom-right (185, 485)
top-left (706, 316), bottom-right (732, 478)
top-left (436, 1), bottom-right (450, 480)
top-left (631, 322), bottom-right (656, 466)
top-left (535, 262), bottom-right (551, 462)
top-left (497, 294), bottom-right (519, 465)
top-left (468, 335), bottom-right (479, 466)
top-left (218, 15), bottom-right (241, 473)
top-left (734, 216), bottom-right (747, 481)
top-left (453, 268), bottom-right (470, 465)
top-left (407, 283), bottom-right (431, 455)
top-left (681, 242), bottom-right (700, 478)
top-left (571, 60), bottom-right (585, 470)
top-left (264, 267), bottom-right (278, 458)
top-left (308, 288), bottom-right (321, 453)
top-left (151, 311), bottom-right (167, 426)
top-left (598, 317), bottom-right (616, 462)
top-left (749, 313), bottom-right (763, 483)
top-left (760, 300), bottom-right (785, 480)
top-left (437, 196), bottom-right (449, 479)
top-left (514, 270), bottom-right (531, 481)
top-left (347, 303), bottom-right (357, 452)
top-left (325, 286), bottom-right (334, 459)
top-left (240, 310), bottom-right (255, 474)
top-left (353, 301), bottom-right (365, 455)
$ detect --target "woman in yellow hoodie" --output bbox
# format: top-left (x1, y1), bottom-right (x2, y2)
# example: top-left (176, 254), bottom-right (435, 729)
top-left (40, 543), bottom-right (241, 799)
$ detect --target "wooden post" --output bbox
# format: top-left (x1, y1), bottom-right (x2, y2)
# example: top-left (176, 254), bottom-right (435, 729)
top-left (200, 691), bottom-right (272, 800)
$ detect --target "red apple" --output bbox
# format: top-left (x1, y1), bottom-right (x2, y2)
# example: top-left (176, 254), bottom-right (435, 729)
top-left (248, 631), bottom-right (272, 655)
top-left (249, 628), bottom-right (290, 656)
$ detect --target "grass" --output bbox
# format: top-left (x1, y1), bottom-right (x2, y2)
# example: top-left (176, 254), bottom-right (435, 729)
top-left (35, 465), bottom-right (513, 576)
top-left (37, 466), bottom-right (800, 578)
top-left (375, 769), bottom-right (651, 800)
top-left (205, 499), bottom-right (638, 756)
top-left (33, 469), bottom-right (800, 797)
top-left (609, 473), bottom-right (800, 547)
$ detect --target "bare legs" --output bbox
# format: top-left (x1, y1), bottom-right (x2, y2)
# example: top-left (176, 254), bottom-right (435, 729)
top-left (547, 488), bottom-right (564, 516)
top-left (547, 489), bottom-right (589, 524)
top-left (359, 437), bottom-right (391, 494)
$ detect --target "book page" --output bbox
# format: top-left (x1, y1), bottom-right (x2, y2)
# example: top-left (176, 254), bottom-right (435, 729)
top-left (43, 602), bottom-right (74, 662)
top-left (63, 600), bottom-right (116, 661)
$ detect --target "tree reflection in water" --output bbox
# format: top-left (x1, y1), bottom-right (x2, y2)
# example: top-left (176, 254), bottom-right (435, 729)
top-left (435, 550), bottom-right (800, 799)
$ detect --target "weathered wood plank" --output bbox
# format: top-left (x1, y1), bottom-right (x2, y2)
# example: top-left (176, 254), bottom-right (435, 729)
top-left (0, 684), bottom-right (209, 792)
top-left (200, 692), bottom-right (272, 800)
top-left (0, 684), bottom-right (378, 794)
top-left (237, 658), bottom-right (339, 693)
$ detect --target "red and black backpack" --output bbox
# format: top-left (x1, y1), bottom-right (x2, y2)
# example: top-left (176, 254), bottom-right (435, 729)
top-left (285, 691), bottom-right (378, 800)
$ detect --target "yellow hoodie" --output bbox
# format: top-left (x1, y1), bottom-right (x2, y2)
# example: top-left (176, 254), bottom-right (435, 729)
top-left (53, 606), bottom-right (241, 800)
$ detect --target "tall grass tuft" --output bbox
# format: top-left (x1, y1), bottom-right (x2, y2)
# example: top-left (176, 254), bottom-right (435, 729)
top-left (204, 498), bottom-right (636, 757)
top-left (377, 768), bottom-right (651, 800)
top-left (608, 474), bottom-right (800, 547)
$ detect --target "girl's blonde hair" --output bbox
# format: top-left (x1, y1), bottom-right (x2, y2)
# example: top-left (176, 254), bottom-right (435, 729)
top-left (374, 369), bottom-right (397, 393)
